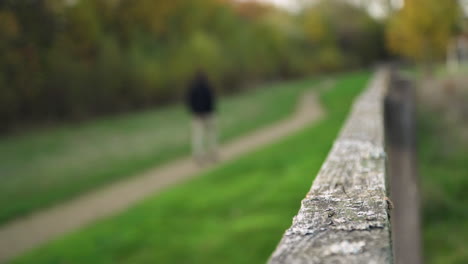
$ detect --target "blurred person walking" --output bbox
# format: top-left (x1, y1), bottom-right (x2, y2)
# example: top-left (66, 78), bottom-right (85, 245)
top-left (186, 70), bottom-right (218, 164)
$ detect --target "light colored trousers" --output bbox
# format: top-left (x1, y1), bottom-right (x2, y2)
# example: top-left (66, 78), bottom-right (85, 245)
top-left (191, 114), bottom-right (218, 159)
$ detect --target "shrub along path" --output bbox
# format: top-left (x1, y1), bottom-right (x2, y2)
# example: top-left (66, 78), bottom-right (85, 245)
top-left (0, 81), bottom-right (332, 263)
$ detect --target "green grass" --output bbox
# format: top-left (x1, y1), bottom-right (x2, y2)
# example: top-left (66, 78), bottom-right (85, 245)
top-left (0, 78), bottom-right (319, 224)
top-left (418, 112), bottom-right (468, 264)
top-left (12, 71), bottom-right (371, 264)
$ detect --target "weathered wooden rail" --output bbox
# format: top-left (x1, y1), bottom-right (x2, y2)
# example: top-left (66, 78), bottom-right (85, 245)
top-left (268, 69), bottom-right (393, 264)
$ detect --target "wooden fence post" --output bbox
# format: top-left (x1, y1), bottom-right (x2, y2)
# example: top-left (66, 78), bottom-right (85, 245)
top-left (384, 71), bottom-right (423, 264)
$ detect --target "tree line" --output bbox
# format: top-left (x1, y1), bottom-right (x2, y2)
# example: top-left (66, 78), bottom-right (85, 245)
top-left (0, 0), bottom-right (388, 131)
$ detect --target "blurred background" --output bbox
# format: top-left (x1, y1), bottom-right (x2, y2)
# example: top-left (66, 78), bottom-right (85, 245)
top-left (0, 0), bottom-right (467, 263)
top-left (0, 0), bottom-right (388, 130)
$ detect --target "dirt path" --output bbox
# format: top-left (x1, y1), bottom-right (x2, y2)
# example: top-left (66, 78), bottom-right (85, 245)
top-left (0, 82), bottom-right (330, 263)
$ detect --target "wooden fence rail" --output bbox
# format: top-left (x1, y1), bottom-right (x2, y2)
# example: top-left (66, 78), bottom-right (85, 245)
top-left (268, 69), bottom-right (392, 264)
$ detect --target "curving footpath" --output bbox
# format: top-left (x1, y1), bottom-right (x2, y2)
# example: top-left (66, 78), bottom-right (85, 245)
top-left (0, 81), bottom-right (331, 263)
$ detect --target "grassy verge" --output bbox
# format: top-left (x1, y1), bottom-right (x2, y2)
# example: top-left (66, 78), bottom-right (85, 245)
top-left (12, 71), bottom-right (371, 264)
top-left (418, 113), bottom-right (468, 264)
top-left (0, 78), bottom-right (318, 224)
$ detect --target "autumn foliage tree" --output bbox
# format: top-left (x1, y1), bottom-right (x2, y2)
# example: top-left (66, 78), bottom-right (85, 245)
top-left (386, 0), bottom-right (461, 64)
top-left (301, 0), bottom-right (385, 71)
top-left (0, 0), bottom-right (385, 131)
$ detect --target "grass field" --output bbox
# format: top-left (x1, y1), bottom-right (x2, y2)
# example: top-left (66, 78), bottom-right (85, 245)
top-left (407, 66), bottom-right (468, 263)
top-left (12, 71), bottom-right (371, 264)
top-left (419, 109), bottom-right (468, 264)
top-left (0, 77), bottom-right (319, 224)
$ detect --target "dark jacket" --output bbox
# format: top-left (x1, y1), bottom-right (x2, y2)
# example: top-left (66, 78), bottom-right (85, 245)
top-left (186, 73), bottom-right (215, 115)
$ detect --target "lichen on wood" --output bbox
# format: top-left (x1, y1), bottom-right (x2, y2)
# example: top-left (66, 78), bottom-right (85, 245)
top-left (268, 70), bottom-right (392, 264)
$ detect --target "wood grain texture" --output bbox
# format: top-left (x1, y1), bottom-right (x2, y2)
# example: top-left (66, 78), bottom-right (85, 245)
top-left (268, 69), bottom-right (392, 264)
